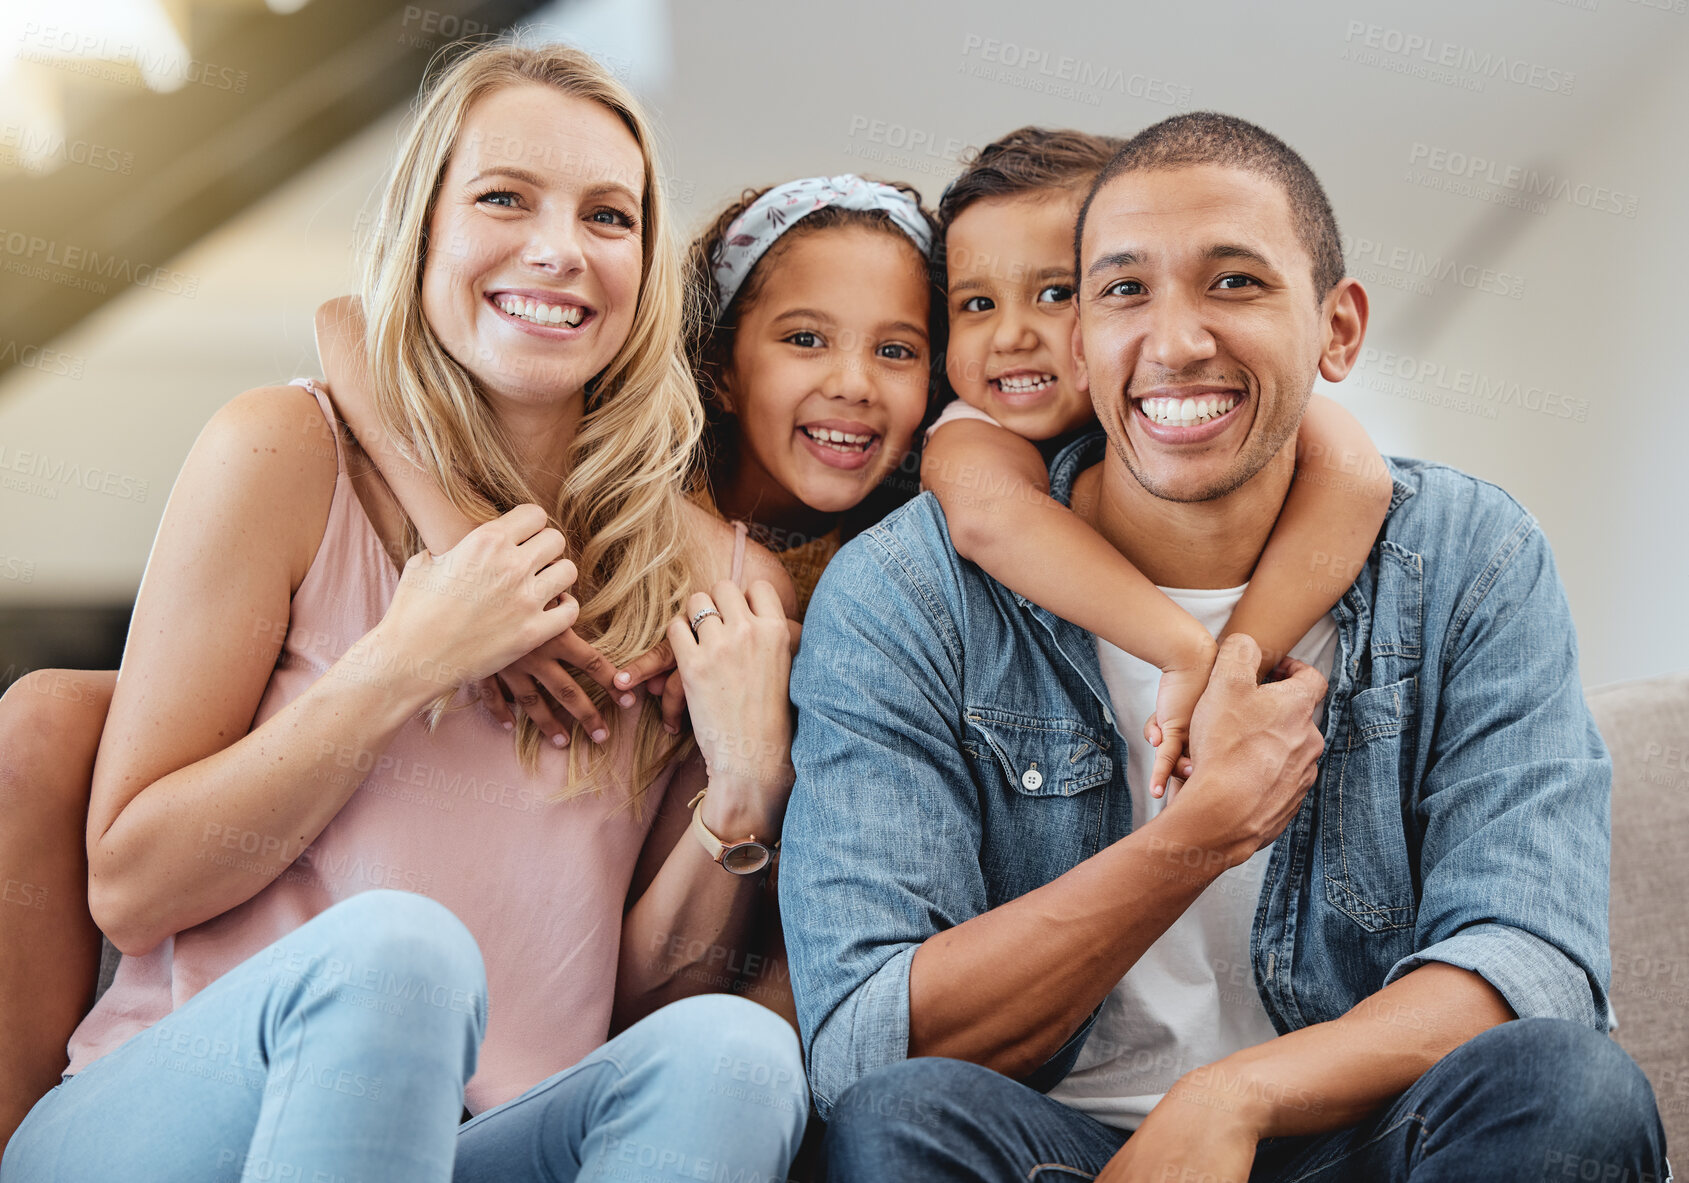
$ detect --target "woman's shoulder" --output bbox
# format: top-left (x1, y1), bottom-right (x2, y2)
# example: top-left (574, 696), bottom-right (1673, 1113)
top-left (186, 383), bottom-right (341, 589)
top-left (202, 381), bottom-right (337, 453)
top-left (678, 500), bottom-right (798, 618)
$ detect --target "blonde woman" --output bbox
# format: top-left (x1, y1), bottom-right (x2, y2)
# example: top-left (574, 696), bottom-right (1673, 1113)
top-left (0, 42), bottom-right (806, 1182)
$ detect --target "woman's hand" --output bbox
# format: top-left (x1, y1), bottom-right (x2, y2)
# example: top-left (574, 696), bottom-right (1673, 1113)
top-left (610, 614), bottom-right (803, 741)
top-left (371, 504), bottom-right (579, 698)
top-left (666, 580), bottom-right (797, 838)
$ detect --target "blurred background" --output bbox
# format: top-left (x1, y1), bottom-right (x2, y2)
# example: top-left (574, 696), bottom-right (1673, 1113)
top-left (0, 0), bottom-right (1682, 688)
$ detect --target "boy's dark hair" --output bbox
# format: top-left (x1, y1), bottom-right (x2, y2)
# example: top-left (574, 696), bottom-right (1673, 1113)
top-left (1075, 112), bottom-right (1345, 298)
top-left (683, 181), bottom-right (946, 538)
top-left (934, 126), bottom-right (1125, 290)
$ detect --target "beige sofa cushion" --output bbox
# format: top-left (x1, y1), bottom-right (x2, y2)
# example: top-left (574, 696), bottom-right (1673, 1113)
top-left (1588, 671), bottom-right (1689, 1159)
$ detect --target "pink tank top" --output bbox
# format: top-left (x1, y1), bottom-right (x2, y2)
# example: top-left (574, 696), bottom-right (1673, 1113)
top-left (66, 380), bottom-right (698, 1113)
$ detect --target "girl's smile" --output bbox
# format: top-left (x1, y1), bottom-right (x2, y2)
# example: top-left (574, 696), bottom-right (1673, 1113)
top-left (715, 226), bottom-right (931, 522)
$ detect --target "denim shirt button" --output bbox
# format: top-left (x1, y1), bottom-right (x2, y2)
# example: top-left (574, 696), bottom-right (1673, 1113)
top-left (1021, 767), bottom-right (1044, 791)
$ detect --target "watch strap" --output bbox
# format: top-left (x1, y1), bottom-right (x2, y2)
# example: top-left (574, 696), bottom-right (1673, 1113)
top-left (687, 789), bottom-right (779, 873)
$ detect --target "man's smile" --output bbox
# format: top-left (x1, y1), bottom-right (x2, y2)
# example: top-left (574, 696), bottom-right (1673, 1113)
top-left (1129, 386), bottom-right (1249, 444)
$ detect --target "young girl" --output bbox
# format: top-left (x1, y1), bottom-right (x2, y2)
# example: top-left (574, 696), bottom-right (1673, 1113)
top-left (684, 174), bottom-right (943, 619)
top-left (923, 127), bottom-right (1392, 796)
top-left (0, 42), bottom-right (806, 1181)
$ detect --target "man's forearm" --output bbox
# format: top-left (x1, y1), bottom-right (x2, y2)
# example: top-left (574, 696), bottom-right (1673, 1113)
top-left (1174, 963), bottom-right (1516, 1140)
top-left (908, 807), bottom-right (1237, 1077)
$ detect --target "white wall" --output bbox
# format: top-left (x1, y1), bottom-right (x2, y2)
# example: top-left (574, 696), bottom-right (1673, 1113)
top-left (2, 0), bottom-right (1683, 686)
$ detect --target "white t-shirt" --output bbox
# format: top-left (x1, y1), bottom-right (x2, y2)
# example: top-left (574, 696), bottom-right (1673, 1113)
top-left (1045, 584), bottom-right (1338, 1131)
top-left (923, 397), bottom-right (1000, 445)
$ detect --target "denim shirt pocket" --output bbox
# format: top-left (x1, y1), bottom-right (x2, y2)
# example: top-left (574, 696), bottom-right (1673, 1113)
top-left (1321, 675), bottom-right (1419, 933)
top-left (964, 705), bottom-right (1114, 901)
top-left (963, 705), bottom-right (1113, 796)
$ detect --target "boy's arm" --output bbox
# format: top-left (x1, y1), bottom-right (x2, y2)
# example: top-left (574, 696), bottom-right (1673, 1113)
top-left (922, 418), bottom-right (1215, 680)
top-left (923, 417), bottom-right (1212, 791)
top-left (1225, 395), bottom-right (1392, 676)
top-left (313, 295), bottom-right (481, 552)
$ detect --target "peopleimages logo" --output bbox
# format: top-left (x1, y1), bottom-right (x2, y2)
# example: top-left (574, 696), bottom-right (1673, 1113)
top-left (0, 228), bottom-right (200, 297)
top-left (842, 115), bottom-right (968, 180)
top-left (17, 23), bottom-right (248, 93)
top-left (1406, 144), bottom-right (1639, 219)
top-left (1356, 346), bottom-right (1590, 423)
top-left (1342, 21), bottom-right (1576, 95)
top-left (0, 124), bottom-right (134, 176)
top-left (958, 34), bottom-right (1193, 108)
top-left (1342, 234), bottom-right (1525, 300)
top-left (0, 339), bottom-right (86, 379)
top-left (0, 443), bottom-right (151, 502)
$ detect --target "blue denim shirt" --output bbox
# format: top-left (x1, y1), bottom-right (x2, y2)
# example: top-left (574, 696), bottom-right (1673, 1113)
top-left (780, 429), bottom-right (1613, 1119)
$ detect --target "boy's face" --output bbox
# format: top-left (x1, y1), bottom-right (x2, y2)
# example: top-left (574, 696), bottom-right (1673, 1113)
top-left (944, 192), bottom-right (1094, 441)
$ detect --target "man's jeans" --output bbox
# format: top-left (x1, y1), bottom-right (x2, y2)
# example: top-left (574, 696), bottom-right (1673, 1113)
top-left (2, 891), bottom-right (807, 1182)
top-left (826, 1019), bottom-right (1668, 1182)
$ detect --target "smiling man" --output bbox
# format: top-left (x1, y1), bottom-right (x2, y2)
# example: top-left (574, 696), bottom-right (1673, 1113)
top-left (780, 113), bottom-right (1668, 1182)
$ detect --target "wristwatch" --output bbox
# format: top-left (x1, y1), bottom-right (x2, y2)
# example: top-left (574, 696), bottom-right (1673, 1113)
top-left (687, 789), bottom-right (779, 876)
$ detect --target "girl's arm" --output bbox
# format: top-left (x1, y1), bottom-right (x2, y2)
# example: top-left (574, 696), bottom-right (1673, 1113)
top-left (923, 417), bottom-right (1211, 794)
top-left (1224, 395), bottom-right (1393, 677)
top-left (315, 296), bottom-right (621, 742)
top-left (315, 296), bottom-right (479, 553)
top-left (86, 387), bottom-right (574, 955)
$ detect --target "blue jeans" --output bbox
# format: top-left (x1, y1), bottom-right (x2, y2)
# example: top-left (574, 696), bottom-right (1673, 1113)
top-left (825, 1019), bottom-right (1668, 1182)
top-left (2, 890), bottom-right (807, 1182)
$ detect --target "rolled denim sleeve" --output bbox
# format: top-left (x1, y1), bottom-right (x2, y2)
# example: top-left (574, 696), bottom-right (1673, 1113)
top-left (1383, 503), bottom-right (1612, 1030)
top-left (779, 520), bottom-right (987, 1119)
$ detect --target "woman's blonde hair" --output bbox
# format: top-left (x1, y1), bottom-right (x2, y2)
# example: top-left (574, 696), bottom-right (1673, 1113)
top-left (358, 38), bottom-right (700, 810)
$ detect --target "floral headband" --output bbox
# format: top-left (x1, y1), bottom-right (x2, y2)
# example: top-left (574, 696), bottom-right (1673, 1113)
top-left (711, 174), bottom-right (933, 313)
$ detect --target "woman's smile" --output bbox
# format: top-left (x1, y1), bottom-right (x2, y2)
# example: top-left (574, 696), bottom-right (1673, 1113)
top-left (485, 290), bottom-right (596, 337)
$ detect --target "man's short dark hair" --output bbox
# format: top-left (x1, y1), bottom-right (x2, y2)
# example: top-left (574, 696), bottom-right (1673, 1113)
top-left (1075, 112), bottom-right (1345, 298)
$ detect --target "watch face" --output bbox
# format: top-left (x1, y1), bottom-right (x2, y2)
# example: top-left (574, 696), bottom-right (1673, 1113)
top-left (721, 841), bottom-right (772, 876)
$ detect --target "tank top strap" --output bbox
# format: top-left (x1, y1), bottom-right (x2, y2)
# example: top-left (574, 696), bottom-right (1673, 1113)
top-left (288, 377), bottom-right (348, 477)
top-left (729, 519), bottom-right (749, 591)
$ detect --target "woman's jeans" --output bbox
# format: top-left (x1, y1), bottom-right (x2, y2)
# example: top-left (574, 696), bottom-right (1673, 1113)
top-left (1, 890), bottom-right (807, 1182)
top-left (825, 1020), bottom-right (1669, 1182)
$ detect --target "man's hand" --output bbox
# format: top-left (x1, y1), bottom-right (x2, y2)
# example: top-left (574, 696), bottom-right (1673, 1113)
top-left (1160, 633), bottom-right (1327, 870)
top-left (1099, 1081), bottom-right (1260, 1182)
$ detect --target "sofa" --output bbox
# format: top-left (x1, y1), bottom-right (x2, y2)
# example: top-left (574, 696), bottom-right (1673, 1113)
top-left (87, 672), bottom-right (1687, 1159)
top-left (1588, 671), bottom-right (1689, 1159)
